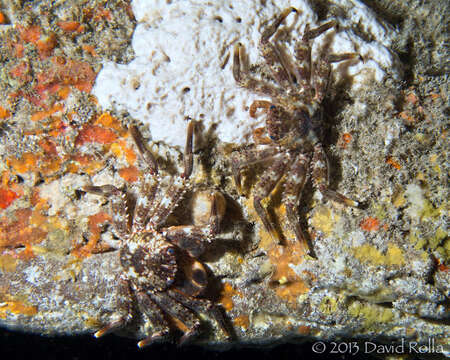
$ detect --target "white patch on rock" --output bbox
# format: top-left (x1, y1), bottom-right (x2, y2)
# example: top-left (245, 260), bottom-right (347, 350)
top-left (23, 265), bottom-right (46, 286)
top-left (93, 0), bottom-right (401, 147)
top-left (404, 183), bottom-right (426, 219)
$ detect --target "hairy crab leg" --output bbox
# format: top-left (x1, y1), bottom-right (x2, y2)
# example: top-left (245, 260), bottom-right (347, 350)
top-left (135, 291), bottom-right (171, 348)
top-left (293, 25), bottom-right (313, 93)
top-left (128, 125), bottom-right (161, 232)
top-left (293, 20), bottom-right (337, 95)
top-left (312, 143), bottom-right (359, 207)
top-left (313, 52), bottom-right (360, 102)
top-left (129, 124), bottom-right (158, 175)
top-left (132, 173), bottom-right (160, 233)
top-left (146, 290), bottom-right (202, 345)
top-left (230, 146), bottom-right (280, 193)
top-left (168, 289), bottom-right (233, 341)
top-left (182, 120), bottom-right (194, 179)
top-left (303, 20), bottom-right (337, 41)
top-left (83, 184), bottom-right (130, 242)
top-left (94, 277), bottom-right (133, 338)
top-left (281, 153), bottom-right (311, 252)
top-left (148, 121), bottom-right (194, 229)
top-left (233, 43), bottom-right (283, 97)
top-left (260, 7), bottom-right (299, 90)
top-left (253, 153), bottom-right (293, 244)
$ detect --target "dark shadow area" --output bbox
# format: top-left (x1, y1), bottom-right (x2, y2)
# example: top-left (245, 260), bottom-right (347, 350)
top-left (0, 328), bottom-right (389, 360)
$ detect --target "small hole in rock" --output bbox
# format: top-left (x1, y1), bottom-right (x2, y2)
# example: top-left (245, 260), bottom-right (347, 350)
top-left (214, 16), bottom-right (223, 23)
top-left (183, 87), bottom-right (191, 93)
top-left (236, 17), bottom-right (242, 23)
top-left (74, 189), bottom-right (84, 200)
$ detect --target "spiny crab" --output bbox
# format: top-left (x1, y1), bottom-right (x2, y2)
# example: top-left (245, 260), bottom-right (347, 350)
top-left (231, 7), bottom-right (361, 252)
top-left (84, 121), bottom-right (230, 346)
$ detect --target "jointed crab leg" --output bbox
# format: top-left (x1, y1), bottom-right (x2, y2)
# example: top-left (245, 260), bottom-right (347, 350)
top-left (253, 153), bottom-right (293, 244)
top-left (233, 43), bottom-right (282, 97)
top-left (135, 291), bottom-right (170, 348)
top-left (314, 52), bottom-right (359, 102)
top-left (148, 121), bottom-right (194, 229)
top-left (133, 174), bottom-right (160, 233)
top-left (182, 120), bottom-right (194, 179)
top-left (249, 100), bottom-right (272, 118)
top-left (94, 277), bottom-right (133, 338)
top-left (260, 7), bottom-right (299, 90)
top-left (282, 153), bottom-right (310, 250)
top-left (261, 7), bottom-right (298, 41)
top-left (129, 124), bottom-right (158, 175)
top-left (231, 146), bottom-right (280, 193)
top-left (146, 289), bottom-right (201, 345)
top-left (312, 143), bottom-right (359, 207)
top-left (167, 289), bottom-right (232, 342)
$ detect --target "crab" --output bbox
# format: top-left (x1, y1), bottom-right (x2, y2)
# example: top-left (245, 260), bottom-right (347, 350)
top-left (84, 121), bottom-right (230, 347)
top-left (231, 7), bottom-right (360, 252)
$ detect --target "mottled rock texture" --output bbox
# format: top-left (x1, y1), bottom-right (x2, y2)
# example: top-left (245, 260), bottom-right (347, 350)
top-left (0, 0), bottom-right (448, 356)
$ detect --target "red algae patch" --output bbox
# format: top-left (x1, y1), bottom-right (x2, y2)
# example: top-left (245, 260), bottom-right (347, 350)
top-left (0, 106), bottom-right (11, 119)
top-left (72, 212), bottom-right (112, 258)
top-left (118, 165), bottom-right (139, 183)
top-left (219, 282), bottom-right (243, 312)
top-left (360, 217), bottom-right (381, 232)
top-left (0, 188), bottom-right (19, 209)
top-left (75, 124), bottom-right (118, 145)
top-left (56, 21), bottom-right (84, 33)
top-left (0, 208), bottom-right (47, 257)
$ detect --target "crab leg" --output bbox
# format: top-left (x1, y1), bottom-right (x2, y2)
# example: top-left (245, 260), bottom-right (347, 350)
top-left (293, 20), bottom-right (337, 95)
top-left (312, 143), bottom-right (359, 207)
top-left (233, 43), bottom-right (283, 97)
top-left (168, 289), bottom-right (233, 341)
top-left (313, 52), bottom-right (359, 102)
top-left (94, 277), bottom-right (133, 338)
top-left (282, 153), bottom-right (310, 252)
top-left (249, 100), bottom-right (272, 118)
top-left (293, 29), bottom-right (312, 93)
top-left (260, 7), bottom-right (299, 90)
top-left (231, 146), bottom-right (280, 192)
top-left (304, 20), bottom-right (337, 41)
top-left (135, 291), bottom-right (171, 348)
top-left (148, 121), bottom-right (194, 229)
top-left (182, 120), bottom-right (194, 179)
top-left (129, 124), bottom-right (158, 175)
top-left (252, 153), bottom-right (293, 244)
top-left (261, 7), bottom-right (298, 41)
top-left (146, 290), bottom-right (202, 345)
top-left (132, 174), bottom-right (160, 233)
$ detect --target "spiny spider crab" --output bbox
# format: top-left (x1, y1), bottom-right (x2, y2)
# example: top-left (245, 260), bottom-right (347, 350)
top-left (84, 121), bottom-right (230, 347)
top-left (231, 7), bottom-right (360, 252)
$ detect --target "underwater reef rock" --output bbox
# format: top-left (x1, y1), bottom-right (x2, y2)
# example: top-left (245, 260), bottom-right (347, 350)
top-left (0, 0), bottom-right (448, 356)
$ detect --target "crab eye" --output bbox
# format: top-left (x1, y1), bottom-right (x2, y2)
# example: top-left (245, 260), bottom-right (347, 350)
top-left (166, 248), bottom-right (175, 256)
top-left (270, 105), bottom-right (276, 110)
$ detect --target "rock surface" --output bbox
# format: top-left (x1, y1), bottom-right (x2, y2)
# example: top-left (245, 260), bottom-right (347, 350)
top-left (0, 0), bottom-right (448, 356)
